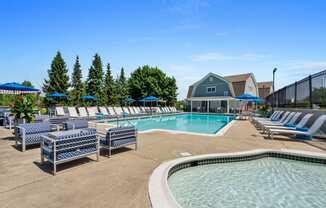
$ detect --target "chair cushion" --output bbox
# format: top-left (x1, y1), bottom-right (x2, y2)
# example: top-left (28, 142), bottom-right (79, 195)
top-left (295, 134), bottom-right (312, 140)
top-left (296, 127), bottom-right (309, 132)
top-left (284, 123), bottom-right (296, 128)
top-left (64, 119), bottom-right (88, 130)
top-left (18, 123), bottom-right (51, 134)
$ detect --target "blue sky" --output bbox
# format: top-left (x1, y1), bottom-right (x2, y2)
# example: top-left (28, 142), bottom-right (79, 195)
top-left (1, 0), bottom-right (326, 99)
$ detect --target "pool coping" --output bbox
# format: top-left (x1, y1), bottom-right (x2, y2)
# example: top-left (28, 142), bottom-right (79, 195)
top-left (91, 113), bottom-right (237, 137)
top-left (148, 149), bottom-right (326, 208)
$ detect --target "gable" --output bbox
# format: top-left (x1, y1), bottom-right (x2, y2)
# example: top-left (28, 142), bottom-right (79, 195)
top-left (190, 73), bottom-right (234, 97)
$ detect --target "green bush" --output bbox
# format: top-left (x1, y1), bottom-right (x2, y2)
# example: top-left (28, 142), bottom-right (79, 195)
top-left (10, 96), bottom-right (36, 123)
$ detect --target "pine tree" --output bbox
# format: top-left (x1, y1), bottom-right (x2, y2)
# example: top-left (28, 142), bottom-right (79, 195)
top-left (86, 53), bottom-right (104, 105)
top-left (116, 67), bottom-right (128, 105)
top-left (104, 63), bottom-right (117, 105)
top-left (70, 56), bottom-right (83, 105)
top-left (43, 51), bottom-right (69, 93)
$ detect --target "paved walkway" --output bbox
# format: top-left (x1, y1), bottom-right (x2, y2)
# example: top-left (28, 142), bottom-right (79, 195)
top-left (0, 121), bottom-right (325, 208)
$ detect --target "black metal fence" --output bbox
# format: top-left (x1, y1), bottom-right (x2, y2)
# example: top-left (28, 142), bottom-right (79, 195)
top-left (266, 70), bottom-right (326, 108)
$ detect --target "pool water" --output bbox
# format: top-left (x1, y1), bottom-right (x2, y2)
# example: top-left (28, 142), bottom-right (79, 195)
top-left (168, 158), bottom-right (326, 208)
top-left (109, 113), bottom-right (235, 134)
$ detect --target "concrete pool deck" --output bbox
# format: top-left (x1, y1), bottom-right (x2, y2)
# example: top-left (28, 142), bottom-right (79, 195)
top-left (0, 120), bottom-right (325, 208)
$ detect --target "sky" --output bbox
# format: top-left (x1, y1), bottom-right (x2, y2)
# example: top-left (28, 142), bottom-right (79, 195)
top-left (1, 0), bottom-right (326, 99)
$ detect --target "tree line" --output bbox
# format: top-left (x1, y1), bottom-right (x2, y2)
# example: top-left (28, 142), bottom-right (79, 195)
top-left (42, 51), bottom-right (177, 106)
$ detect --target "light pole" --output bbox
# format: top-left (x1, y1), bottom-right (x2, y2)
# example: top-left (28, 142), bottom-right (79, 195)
top-left (272, 68), bottom-right (277, 112)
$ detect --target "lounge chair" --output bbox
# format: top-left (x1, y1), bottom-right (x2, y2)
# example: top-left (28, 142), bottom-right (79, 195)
top-left (266, 113), bottom-right (313, 131)
top-left (86, 107), bottom-right (98, 119)
top-left (114, 107), bottom-right (124, 117)
top-left (15, 122), bottom-right (57, 151)
top-left (134, 106), bottom-right (145, 116)
top-left (67, 107), bottom-right (80, 118)
top-left (256, 111), bottom-right (290, 127)
top-left (261, 112), bottom-right (296, 127)
top-left (78, 107), bottom-right (89, 118)
top-left (107, 107), bottom-right (119, 118)
top-left (55, 106), bottom-right (66, 116)
top-left (261, 112), bottom-right (301, 133)
top-left (128, 106), bottom-right (139, 116)
top-left (252, 111), bottom-right (283, 124)
top-left (122, 107), bottom-right (130, 115)
top-left (263, 112), bottom-right (301, 128)
top-left (268, 115), bottom-right (326, 140)
top-left (99, 107), bottom-right (111, 119)
top-left (100, 126), bottom-right (137, 157)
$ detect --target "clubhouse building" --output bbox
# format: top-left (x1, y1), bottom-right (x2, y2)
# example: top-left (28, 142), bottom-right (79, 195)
top-left (186, 72), bottom-right (270, 113)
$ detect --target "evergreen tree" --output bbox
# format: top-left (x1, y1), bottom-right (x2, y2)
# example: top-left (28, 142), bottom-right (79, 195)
top-left (43, 51), bottom-right (69, 93)
top-left (21, 80), bottom-right (33, 87)
top-left (128, 65), bottom-right (178, 105)
top-left (86, 53), bottom-right (104, 105)
top-left (104, 63), bottom-right (117, 105)
top-left (116, 67), bottom-right (128, 105)
top-left (70, 56), bottom-right (83, 105)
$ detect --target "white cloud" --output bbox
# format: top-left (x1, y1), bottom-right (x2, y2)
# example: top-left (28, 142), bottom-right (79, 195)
top-left (192, 52), bottom-right (268, 61)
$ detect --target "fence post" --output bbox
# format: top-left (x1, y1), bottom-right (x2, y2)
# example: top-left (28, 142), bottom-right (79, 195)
top-left (294, 82), bottom-right (297, 108)
top-left (309, 75), bottom-right (312, 109)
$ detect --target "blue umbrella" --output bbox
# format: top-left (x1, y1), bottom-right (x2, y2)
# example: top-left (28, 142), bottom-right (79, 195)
top-left (0, 82), bottom-right (39, 94)
top-left (235, 93), bottom-right (259, 100)
top-left (81, 95), bottom-right (97, 101)
top-left (46, 92), bottom-right (67, 98)
top-left (143, 96), bottom-right (159, 101)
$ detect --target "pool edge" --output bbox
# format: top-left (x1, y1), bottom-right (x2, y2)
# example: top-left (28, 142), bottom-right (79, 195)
top-left (148, 149), bottom-right (326, 208)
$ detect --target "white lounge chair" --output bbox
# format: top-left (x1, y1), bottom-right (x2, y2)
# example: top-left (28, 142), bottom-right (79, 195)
top-left (268, 115), bottom-right (326, 140)
top-left (252, 111), bottom-right (283, 124)
top-left (78, 107), bottom-right (89, 118)
top-left (263, 112), bottom-right (301, 128)
top-left (99, 107), bottom-right (111, 118)
top-left (114, 107), bottom-right (124, 116)
top-left (67, 107), bottom-right (80, 118)
top-left (55, 106), bottom-right (66, 116)
top-left (122, 107), bottom-right (130, 115)
top-left (87, 107), bottom-right (98, 119)
top-left (266, 113), bottom-right (313, 131)
top-left (257, 111), bottom-right (290, 126)
top-left (107, 107), bottom-right (119, 118)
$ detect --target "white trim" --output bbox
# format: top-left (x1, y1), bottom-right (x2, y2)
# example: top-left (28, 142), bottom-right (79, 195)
top-left (139, 119), bottom-right (235, 137)
top-left (206, 86), bottom-right (216, 93)
top-left (148, 149), bottom-right (326, 208)
top-left (187, 96), bottom-right (235, 101)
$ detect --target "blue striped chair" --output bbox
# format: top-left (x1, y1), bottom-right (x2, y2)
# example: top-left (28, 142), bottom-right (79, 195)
top-left (100, 126), bottom-right (138, 157)
top-left (15, 122), bottom-right (56, 151)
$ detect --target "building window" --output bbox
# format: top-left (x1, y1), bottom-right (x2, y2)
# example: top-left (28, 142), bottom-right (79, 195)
top-left (207, 86), bottom-right (216, 93)
top-left (224, 91), bottom-right (229, 96)
top-left (209, 77), bottom-right (213, 82)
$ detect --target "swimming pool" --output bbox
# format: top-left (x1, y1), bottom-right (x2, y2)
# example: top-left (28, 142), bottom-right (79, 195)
top-left (168, 155), bottom-right (326, 208)
top-left (109, 113), bottom-right (235, 135)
